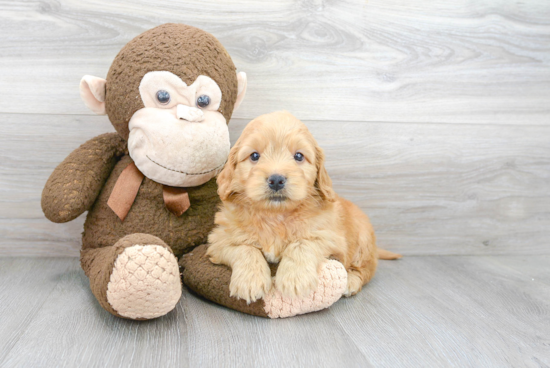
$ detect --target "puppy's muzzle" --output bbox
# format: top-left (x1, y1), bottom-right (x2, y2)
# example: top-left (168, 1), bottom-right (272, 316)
top-left (267, 174), bottom-right (286, 192)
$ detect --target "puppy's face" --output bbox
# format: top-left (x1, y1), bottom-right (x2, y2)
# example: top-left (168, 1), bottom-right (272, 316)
top-left (218, 111), bottom-right (335, 210)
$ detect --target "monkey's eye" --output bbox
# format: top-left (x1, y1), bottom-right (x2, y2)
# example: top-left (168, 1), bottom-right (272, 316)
top-left (250, 152), bottom-right (260, 162)
top-left (156, 90), bottom-right (171, 105)
top-left (197, 95), bottom-right (210, 108)
top-left (294, 152), bottom-right (304, 162)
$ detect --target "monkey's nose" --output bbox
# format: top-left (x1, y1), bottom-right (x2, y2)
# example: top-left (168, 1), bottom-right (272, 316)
top-left (177, 104), bottom-right (204, 122)
top-left (267, 174), bottom-right (286, 192)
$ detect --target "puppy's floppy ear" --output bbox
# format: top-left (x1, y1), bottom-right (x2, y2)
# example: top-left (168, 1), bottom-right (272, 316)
top-left (217, 144), bottom-right (239, 201)
top-left (315, 145), bottom-right (337, 202)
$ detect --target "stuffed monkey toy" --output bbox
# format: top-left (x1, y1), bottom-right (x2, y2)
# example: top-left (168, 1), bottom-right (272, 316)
top-left (42, 24), bottom-right (346, 320)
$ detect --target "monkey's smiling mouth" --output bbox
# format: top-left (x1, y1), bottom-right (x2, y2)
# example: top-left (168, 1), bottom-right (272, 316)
top-left (146, 155), bottom-right (226, 176)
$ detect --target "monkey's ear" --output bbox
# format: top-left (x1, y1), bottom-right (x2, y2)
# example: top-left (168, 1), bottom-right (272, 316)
top-left (234, 72), bottom-right (247, 111)
top-left (80, 75), bottom-right (107, 115)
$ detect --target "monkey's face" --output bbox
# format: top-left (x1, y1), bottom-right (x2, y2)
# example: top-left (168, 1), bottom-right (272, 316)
top-left (127, 71), bottom-right (230, 187)
top-left (79, 24), bottom-right (248, 188)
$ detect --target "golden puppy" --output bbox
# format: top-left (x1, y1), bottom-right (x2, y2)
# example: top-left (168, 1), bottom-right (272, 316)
top-left (207, 111), bottom-right (400, 303)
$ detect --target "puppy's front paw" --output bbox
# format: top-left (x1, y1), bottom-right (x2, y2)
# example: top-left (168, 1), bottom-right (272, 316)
top-left (343, 271), bottom-right (363, 297)
top-left (275, 258), bottom-right (318, 298)
top-left (229, 263), bottom-right (272, 304)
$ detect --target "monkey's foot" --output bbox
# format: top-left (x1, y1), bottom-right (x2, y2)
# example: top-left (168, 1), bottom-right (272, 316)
top-left (263, 260), bottom-right (347, 318)
top-left (82, 234), bottom-right (181, 320)
top-left (107, 244), bottom-right (181, 319)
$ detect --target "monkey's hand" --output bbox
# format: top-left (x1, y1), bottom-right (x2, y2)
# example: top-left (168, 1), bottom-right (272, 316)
top-left (42, 132), bottom-right (126, 223)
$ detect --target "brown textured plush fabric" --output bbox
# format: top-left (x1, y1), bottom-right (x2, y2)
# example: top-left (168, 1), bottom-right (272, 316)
top-left (42, 133), bottom-right (126, 223)
top-left (180, 244), bottom-right (271, 318)
top-left (81, 233), bottom-right (172, 319)
top-left (42, 135), bottom-right (219, 258)
top-left (81, 155), bottom-right (220, 258)
top-left (106, 23), bottom-right (238, 140)
top-left (41, 24), bottom-right (244, 319)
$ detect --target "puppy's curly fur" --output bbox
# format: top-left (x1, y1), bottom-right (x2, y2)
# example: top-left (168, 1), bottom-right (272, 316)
top-left (207, 111), bottom-right (400, 303)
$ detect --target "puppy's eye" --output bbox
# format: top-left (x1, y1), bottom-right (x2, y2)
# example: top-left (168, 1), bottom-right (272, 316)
top-left (156, 90), bottom-right (171, 104)
top-left (294, 152), bottom-right (304, 162)
top-left (197, 95), bottom-right (210, 108)
top-left (250, 152), bottom-right (260, 162)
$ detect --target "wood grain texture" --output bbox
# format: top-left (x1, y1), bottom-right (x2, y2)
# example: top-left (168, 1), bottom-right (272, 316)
top-left (0, 256), bottom-right (548, 367)
top-left (0, 258), bottom-right (189, 368)
top-left (331, 255), bottom-right (550, 367)
top-left (1, 114), bottom-right (548, 256)
top-left (0, 258), bottom-right (73, 364)
top-left (0, 0), bottom-right (549, 124)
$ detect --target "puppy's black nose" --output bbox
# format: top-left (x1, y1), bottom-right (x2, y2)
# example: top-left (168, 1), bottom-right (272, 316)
top-left (267, 174), bottom-right (286, 192)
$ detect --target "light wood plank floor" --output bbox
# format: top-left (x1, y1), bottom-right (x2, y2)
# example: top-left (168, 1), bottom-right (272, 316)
top-left (0, 256), bottom-right (548, 368)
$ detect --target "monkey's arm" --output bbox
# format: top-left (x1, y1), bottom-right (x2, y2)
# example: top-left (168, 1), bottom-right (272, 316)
top-left (42, 132), bottom-right (126, 223)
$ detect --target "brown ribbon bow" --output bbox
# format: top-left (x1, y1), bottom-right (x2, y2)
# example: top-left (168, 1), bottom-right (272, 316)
top-left (107, 162), bottom-right (191, 222)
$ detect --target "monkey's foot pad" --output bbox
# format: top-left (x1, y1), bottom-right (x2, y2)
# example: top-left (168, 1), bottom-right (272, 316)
top-left (107, 245), bottom-right (182, 320)
top-left (263, 260), bottom-right (347, 318)
top-left (181, 244), bottom-right (347, 318)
